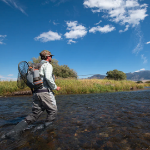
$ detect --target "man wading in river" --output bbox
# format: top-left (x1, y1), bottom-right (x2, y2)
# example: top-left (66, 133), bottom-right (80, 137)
top-left (1, 50), bottom-right (61, 139)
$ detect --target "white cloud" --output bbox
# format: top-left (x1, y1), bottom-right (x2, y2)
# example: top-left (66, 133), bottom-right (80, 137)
top-left (84, 0), bottom-right (123, 10)
top-left (95, 20), bottom-right (102, 25)
top-left (53, 21), bottom-right (59, 25)
top-left (0, 35), bottom-right (7, 38)
top-left (132, 26), bottom-right (143, 54)
top-left (7, 74), bottom-right (13, 76)
top-left (89, 25), bottom-right (115, 33)
top-left (83, 0), bottom-right (148, 28)
top-left (135, 68), bottom-right (145, 72)
top-left (64, 21), bottom-right (87, 44)
top-left (34, 31), bottom-right (62, 42)
top-left (122, 8), bottom-right (148, 26)
top-left (141, 54), bottom-right (147, 64)
top-left (0, 75), bottom-right (16, 81)
top-left (1, 0), bottom-right (27, 15)
top-left (126, 0), bottom-right (139, 7)
top-left (119, 25), bottom-right (129, 33)
top-left (146, 41), bottom-right (150, 44)
top-left (0, 75), bottom-right (4, 78)
top-left (140, 68), bottom-right (145, 71)
top-left (0, 35), bottom-right (7, 44)
top-left (68, 39), bottom-right (77, 44)
top-left (42, 0), bottom-right (69, 5)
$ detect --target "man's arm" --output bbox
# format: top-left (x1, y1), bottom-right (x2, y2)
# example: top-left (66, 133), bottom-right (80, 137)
top-left (44, 64), bottom-right (57, 90)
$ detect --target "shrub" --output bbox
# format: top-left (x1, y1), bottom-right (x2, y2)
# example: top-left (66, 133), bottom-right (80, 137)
top-left (106, 69), bottom-right (127, 80)
top-left (136, 81), bottom-right (143, 83)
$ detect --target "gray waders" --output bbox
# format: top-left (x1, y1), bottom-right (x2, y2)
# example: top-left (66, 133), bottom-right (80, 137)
top-left (1, 120), bottom-right (28, 140)
top-left (1, 89), bottom-right (57, 140)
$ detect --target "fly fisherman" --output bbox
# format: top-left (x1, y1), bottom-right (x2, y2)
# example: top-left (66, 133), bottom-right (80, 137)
top-left (1, 50), bottom-right (60, 139)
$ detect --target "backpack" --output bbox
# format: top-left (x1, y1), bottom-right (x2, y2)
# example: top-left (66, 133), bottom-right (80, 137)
top-left (18, 61), bottom-right (55, 90)
top-left (26, 63), bottom-right (43, 89)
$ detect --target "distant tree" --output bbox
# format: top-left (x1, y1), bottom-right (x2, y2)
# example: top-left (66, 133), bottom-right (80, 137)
top-left (55, 65), bottom-right (77, 78)
top-left (106, 69), bottom-right (127, 80)
top-left (28, 56), bottom-right (41, 65)
top-left (136, 81), bottom-right (143, 83)
top-left (28, 57), bottom-right (77, 78)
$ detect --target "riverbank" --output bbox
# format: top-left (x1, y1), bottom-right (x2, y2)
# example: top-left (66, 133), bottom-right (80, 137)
top-left (0, 79), bottom-right (150, 96)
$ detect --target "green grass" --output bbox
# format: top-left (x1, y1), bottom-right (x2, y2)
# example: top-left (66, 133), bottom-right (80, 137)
top-left (0, 79), bottom-right (150, 96)
top-left (0, 81), bottom-right (29, 96)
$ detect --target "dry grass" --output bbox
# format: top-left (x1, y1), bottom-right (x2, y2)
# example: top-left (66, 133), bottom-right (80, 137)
top-left (0, 79), bottom-right (150, 96)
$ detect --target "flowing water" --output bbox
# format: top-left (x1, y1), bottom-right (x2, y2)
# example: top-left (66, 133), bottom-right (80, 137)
top-left (0, 89), bottom-right (150, 150)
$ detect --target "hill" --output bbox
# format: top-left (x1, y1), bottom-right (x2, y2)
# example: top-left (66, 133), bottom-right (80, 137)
top-left (126, 70), bottom-right (150, 81)
top-left (87, 70), bottom-right (150, 81)
top-left (87, 74), bottom-right (106, 79)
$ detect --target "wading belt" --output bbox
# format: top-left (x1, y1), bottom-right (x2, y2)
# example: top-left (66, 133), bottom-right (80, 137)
top-left (34, 89), bottom-right (49, 93)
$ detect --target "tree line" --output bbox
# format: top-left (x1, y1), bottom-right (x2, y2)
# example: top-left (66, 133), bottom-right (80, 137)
top-left (29, 57), bottom-right (127, 80)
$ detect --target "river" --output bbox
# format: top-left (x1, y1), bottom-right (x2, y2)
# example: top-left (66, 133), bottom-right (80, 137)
top-left (0, 89), bottom-right (150, 150)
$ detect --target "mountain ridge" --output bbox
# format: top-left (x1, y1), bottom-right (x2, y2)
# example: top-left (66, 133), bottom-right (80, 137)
top-left (87, 70), bottom-right (150, 81)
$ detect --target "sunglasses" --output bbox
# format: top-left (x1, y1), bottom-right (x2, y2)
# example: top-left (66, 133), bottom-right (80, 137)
top-left (48, 55), bottom-right (52, 58)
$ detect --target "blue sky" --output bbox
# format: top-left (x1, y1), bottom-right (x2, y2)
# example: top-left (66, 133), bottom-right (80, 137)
top-left (0, 0), bottom-right (150, 80)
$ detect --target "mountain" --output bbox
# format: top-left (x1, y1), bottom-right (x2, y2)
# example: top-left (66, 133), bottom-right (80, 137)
top-left (126, 70), bottom-right (150, 81)
top-left (87, 74), bottom-right (106, 79)
top-left (87, 70), bottom-right (150, 81)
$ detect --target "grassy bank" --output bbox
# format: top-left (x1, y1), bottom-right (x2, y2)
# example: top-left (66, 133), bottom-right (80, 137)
top-left (0, 79), bottom-right (150, 96)
top-left (0, 81), bottom-right (29, 96)
top-left (55, 79), bottom-right (150, 95)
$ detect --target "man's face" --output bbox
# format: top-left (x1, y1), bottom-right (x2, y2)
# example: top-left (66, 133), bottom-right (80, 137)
top-left (48, 55), bottom-right (52, 62)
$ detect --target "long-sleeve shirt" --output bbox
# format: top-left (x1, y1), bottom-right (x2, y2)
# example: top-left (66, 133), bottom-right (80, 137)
top-left (39, 60), bottom-right (57, 90)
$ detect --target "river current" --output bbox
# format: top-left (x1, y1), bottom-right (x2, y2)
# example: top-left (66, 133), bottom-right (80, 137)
top-left (0, 89), bottom-right (150, 150)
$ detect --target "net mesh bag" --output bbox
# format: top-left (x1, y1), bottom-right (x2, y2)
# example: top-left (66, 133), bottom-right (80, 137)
top-left (17, 61), bottom-right (29, 89)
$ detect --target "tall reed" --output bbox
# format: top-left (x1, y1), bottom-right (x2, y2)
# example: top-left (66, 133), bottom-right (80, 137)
top-left (0, 79), bottom-right (150, 96)
top-left (0, 81), bottom-right (29, 96)
top-left (54, 79), bottom-right (150, 95)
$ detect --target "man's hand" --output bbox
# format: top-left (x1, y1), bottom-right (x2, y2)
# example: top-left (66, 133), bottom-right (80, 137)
top-left (56, 87), bottom-right (61, 91)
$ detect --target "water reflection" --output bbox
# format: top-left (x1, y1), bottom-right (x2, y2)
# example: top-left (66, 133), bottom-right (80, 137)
top-left (0, 90), bottom-right (150, 149)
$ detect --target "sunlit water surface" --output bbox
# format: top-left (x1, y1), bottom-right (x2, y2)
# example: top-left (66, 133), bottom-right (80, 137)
top-left (0, 89), bottom-right (150, 150)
